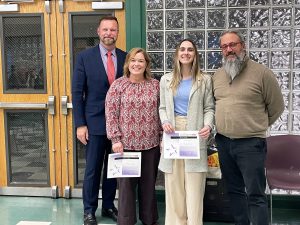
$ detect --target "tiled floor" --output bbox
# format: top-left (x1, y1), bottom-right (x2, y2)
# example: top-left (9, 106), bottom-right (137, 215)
top-left (0, 196), bottom-right (300, 225)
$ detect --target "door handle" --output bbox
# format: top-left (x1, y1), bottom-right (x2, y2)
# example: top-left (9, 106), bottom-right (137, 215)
top-left (0, 102), bottom-right (47, 109)
top-left (48, 96), bottom-right (55, 115)
top-left (0, 96), bottom-right (54, 115)
top-left (61, 96), bottom-right (68, 115)
top-left (61, 96), bottom-right (72, 115)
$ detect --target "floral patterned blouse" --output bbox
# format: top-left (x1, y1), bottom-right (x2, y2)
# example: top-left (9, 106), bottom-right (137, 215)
top-left (105, 76), bottom-right (161, 150)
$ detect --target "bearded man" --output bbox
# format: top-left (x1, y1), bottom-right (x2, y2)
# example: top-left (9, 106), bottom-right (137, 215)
top-left (213, 30), bottom-right (284, 225)
top-left (72, 16), bottom-right (127, 225)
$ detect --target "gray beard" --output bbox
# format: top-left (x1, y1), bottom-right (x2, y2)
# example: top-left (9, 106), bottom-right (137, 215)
top-left (222, 52), bottom-right (245, 81)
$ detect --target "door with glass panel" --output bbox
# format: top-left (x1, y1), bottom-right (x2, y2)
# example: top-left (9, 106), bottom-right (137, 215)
top-left (0, 0), bottom-right (126, 198)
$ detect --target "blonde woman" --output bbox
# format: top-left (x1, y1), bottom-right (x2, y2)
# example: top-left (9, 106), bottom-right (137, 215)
top-left (106, 48), bottom-right (161, 225)
top-left (159, 39), bottom-right (215, 225)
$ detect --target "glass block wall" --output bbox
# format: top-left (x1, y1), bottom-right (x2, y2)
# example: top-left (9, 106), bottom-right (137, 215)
top-left (146, 0), bottom-right (300, 135)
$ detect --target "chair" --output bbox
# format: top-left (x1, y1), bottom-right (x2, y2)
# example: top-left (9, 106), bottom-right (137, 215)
top-left (266, 135), bottom-right (300, 224)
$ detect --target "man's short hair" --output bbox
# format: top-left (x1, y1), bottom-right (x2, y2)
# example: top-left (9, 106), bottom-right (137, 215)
top-left (99, 15), bottom-right (119, 26)
top-left (219, 29), bottom-right (245, 45)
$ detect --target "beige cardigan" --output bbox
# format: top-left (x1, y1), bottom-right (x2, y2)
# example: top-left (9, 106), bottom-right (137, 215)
top-left (158, 72), bottom-right (215, 173)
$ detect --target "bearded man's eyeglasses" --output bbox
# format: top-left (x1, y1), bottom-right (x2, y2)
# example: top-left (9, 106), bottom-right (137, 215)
top-left (220, 42), bottom-right (242, 51)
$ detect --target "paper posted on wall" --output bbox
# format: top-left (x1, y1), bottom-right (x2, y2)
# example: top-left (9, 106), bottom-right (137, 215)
top-left (107, 152), bottom-right (141, 178)
top-left (163, 131), bottom-right (200, 159)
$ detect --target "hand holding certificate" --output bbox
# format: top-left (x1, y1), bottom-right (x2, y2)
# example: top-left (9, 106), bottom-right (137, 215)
top-left (163, 131), bottom-right (200, 159)
top-left (107, 152), bottom-right (142, 178)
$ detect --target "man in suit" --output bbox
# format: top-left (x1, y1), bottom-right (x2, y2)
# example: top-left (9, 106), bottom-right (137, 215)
top-left (72, 16), bottom-right (127, 225)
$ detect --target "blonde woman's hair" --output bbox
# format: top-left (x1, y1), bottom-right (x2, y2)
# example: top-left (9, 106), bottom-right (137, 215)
top-left (170, 39), bottom-right (203, 92)
top-left (123, 48), bottom-right (152, 80)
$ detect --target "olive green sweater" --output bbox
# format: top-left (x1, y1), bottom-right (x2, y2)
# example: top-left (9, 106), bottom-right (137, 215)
top-left (213, 57), bottom-right (284, 138)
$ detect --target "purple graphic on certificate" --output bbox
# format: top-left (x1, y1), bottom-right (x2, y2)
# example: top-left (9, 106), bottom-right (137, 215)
top-left (179, 145), bottom-right (198, 157)
top-left (122, 165), bottom-right (140, 176)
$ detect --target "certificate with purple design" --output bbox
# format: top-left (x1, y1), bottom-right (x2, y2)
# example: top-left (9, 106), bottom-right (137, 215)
top-left (163, 131), bottom-right (200, 159)
top-left (107, 152), bottom-right (141, 178)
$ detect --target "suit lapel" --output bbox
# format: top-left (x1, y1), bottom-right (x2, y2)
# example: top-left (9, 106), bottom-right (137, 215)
top-left (116, 48), bottom-right (125, 79)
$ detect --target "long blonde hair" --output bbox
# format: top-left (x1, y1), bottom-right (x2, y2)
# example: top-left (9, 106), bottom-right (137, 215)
top-left (170, 39), bottom-right (202, 92)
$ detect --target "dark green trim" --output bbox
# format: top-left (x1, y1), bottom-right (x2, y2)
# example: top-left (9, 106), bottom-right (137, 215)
top-left (156, 189), bottom-right (165, 203)
top-left (269, 195), bottom-right (300, 209)
top-left (125, 0), bottom-right (146, 50)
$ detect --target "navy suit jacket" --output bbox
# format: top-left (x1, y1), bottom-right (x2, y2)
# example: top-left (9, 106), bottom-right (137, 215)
top-left (72, 45), bottom-right (127, 135)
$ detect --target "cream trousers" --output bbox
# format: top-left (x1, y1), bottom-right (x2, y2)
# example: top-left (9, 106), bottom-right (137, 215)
top-left (164, 116), bottom-right (206, 225)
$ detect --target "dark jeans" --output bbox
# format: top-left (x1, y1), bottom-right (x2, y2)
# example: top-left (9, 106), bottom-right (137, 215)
top-left (215, 133), bottom-right (269, 225)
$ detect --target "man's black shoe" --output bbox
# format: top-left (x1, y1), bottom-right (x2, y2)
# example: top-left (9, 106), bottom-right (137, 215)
top-left (84, 213), bottom-right (97, 225)
top-left (101, 206), bottom-right (118, 222)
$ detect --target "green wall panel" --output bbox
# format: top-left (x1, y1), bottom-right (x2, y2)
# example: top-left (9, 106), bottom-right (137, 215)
top-left (125, 0), bottom-right (146, 50)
